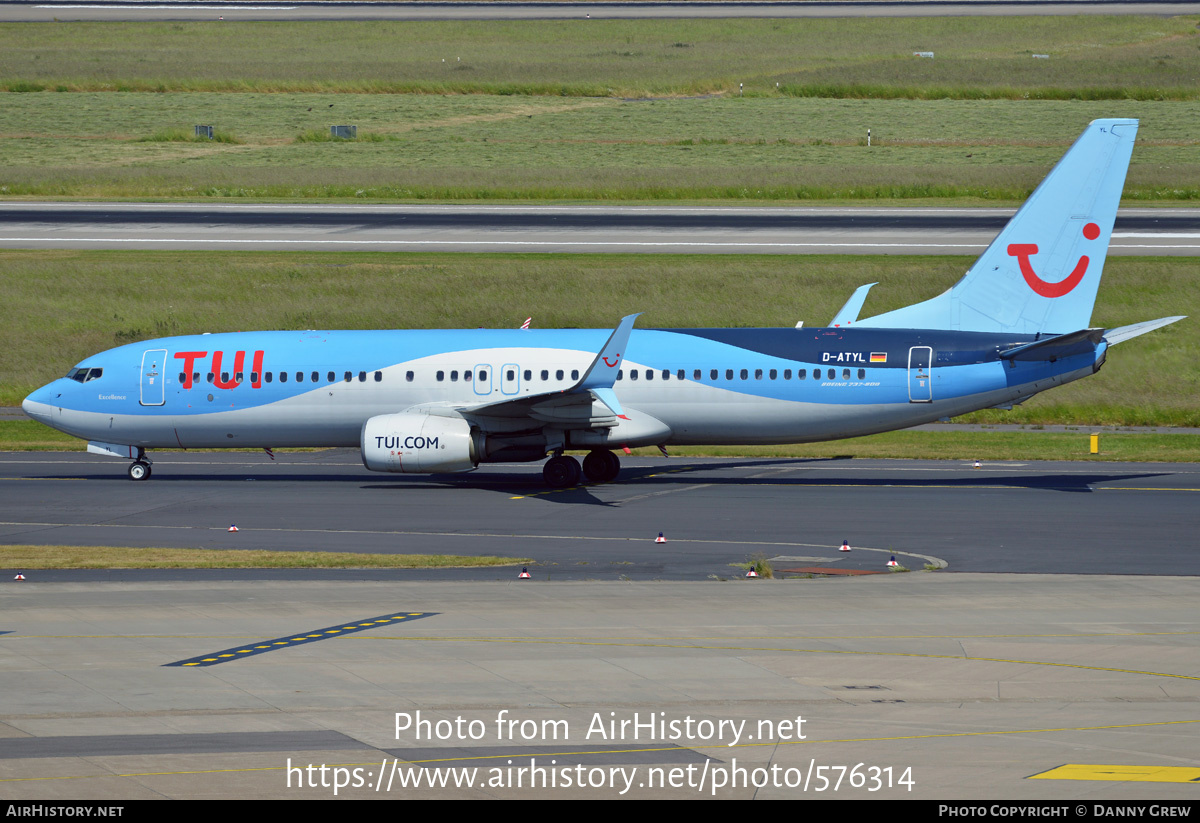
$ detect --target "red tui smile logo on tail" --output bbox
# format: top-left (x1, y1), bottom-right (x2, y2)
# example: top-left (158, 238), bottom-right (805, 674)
top-left (1007, 222), bottom-right (1101, 298)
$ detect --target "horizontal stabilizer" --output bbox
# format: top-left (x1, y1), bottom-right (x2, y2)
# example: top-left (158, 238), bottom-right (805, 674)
top-left (999, 328), bottom-right (1104, 361)
top-left (829, 283), bottom-right (877, 328)
top-left (1104, 316), bottom-right (1186, 346)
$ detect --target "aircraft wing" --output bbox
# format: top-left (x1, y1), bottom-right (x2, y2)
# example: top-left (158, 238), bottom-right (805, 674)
top-left (459, 313), bottom-right (640, 427)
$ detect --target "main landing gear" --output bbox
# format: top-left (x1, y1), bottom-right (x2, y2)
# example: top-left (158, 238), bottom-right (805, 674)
top-left (128, 459), bottom-right (152, 481)
top-left (542, 449), bottom-right (621, 488)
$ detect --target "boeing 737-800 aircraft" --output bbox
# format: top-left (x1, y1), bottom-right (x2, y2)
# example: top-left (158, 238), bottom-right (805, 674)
top-left (22, 119), bottom-right (1184, 487)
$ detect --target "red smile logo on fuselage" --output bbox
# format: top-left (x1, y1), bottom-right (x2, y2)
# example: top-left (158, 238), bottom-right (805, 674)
top-left (1007, 222), bottom-right (1101, 298)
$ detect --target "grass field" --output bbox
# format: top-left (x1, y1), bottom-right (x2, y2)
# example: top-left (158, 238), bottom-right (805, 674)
top-left (2, 16), bottom-right (1199, 201)
top-left (3, 94), bottom-right (1200, 201)
top-left (2, 250), bottom-right (1194, 425)
top-left (3, 18), bottom-right (1198, 97)
top-left (0, 545), bottom-right (528, 569)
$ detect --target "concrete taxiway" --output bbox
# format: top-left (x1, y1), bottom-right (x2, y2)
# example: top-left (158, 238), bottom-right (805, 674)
top-left (2, 453), bottom-right (1197, 798)
top-left (1, 575), bottom-right (1197, 799)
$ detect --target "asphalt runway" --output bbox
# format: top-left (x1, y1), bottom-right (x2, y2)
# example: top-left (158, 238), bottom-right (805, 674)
top-left (3, 452), bottom-right (1199, 578)
top-left (3, 203), bottom-right (1199, 255)
top-left (4, 0), bottom-right (1200, 22)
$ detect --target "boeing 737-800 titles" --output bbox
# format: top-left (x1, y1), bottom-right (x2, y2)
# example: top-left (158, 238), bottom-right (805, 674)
top-left (22, 119), bottom-right (1184, 487)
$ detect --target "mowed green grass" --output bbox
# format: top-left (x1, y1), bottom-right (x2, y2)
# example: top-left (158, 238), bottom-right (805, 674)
top-left (3, 94), bottom-right (1199, 201)
top-left (2, 250), bottom-right (1194, 426)
top-left (3, 17), bottom-right (1198, 97)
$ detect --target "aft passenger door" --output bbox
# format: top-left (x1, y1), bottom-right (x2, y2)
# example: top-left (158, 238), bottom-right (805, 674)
top-left (908, 346), bottom-right (932, 403)
top-left (140, 348), bottom-right (167, 406)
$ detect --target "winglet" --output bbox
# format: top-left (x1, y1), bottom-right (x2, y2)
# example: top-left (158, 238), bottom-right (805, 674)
top-left (829, 283), bottom-right (877, 327)
top-left (572, 313), bottom-right (640, 416)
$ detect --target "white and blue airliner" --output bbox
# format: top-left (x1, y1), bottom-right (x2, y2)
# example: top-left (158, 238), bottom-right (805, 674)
top-left (22, 119), bottom-right (1184, 486)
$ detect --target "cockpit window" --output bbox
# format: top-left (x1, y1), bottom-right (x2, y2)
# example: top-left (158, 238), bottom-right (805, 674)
top-left (67, 367), bottom-right (102, 383)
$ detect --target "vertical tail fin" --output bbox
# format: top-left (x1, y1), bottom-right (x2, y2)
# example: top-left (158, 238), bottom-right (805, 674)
top-left (858, 119), bottom-right (1138, 334)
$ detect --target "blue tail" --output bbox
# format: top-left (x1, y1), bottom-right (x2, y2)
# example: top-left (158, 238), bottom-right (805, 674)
top-left (858, 119), bottom-right (1138, 335)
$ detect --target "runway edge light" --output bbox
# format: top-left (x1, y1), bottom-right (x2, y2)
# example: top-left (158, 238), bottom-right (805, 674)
top-left (518, 567), bottom-right (532, 579)
top-left (840, 540), bottom-right (852, 552)
top-left (887, 556), bottom-right (900, 568)
top-left (228, 524), bottom-right (239, 532)
top-left (655, 532), bottom-right (666, 544)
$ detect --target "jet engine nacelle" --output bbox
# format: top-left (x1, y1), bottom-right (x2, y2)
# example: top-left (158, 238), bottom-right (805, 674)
top-left (361, 413), bottom-right (477, 474)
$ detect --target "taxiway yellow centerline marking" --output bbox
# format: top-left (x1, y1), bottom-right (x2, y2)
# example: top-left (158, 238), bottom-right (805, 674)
top-left (5, 719), bottom-right (1200, 784)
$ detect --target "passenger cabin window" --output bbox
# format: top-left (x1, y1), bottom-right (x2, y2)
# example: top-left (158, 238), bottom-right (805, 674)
top-left (556, 369), bottom-right (564, 381)
top-left (572, 370), bottom-right (579, 380)
top-left (312, 371), bottom-right (319, 383)
top-left (740, 369), bottom-right (748, 380)
top-left (450, 370), bottom-right (459, 382)
top-left (710, 369), bottom-right (718, 380)
top-left (783, 369), bottom-right (791, 379)
top-left (359, 371), bottom-right (366, 382)
top-left (328, 371), bottom-right (335, 382)
top-left (279, 372), bottom-right (287, 383)
top-left (375, 371), bottom-right (383, 382)
top-left (726, 369), bottom-right (733, 380)
top-left (344, 371), bottom-right (352, 382)
top-left (524, 370), bottom-right (532, 381)
top-left (406, 371), bottom-right (414, 382)
top-left (478, 370), bottom-right (487, 382)
top-left (798, 369), bottom-right (806, 379)
top-left (858, 368), bottom-right (865, 379)
top-left (265, 372), bottom-right (273, 383)
top-left (437, 371), bottom-right (445, 382)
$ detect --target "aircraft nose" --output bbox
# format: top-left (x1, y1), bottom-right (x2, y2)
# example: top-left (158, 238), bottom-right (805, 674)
top-left (22, 384), bottom-right (56, 422)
